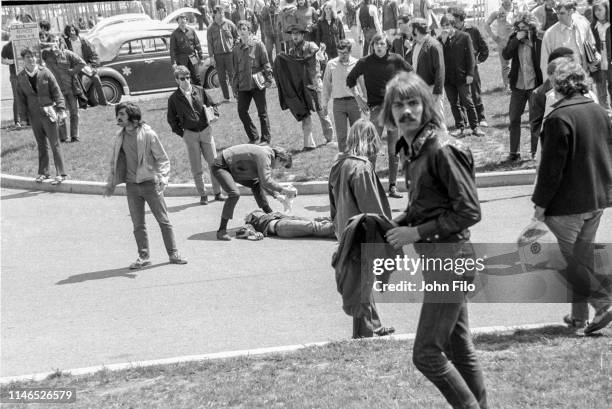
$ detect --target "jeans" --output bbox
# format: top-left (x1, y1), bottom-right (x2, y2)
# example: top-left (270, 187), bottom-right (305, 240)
top-left (212, 157), bottom-right (272, 220)
top-left (545, 210), bottom-right (612, 319)
top-left (593, 69), bottom-right (612, 110)
top-left (370, 104), bottom-right (399, 186)
top-left (87, 73), bottom-right (108, 105)
top-left (58, 91), bottom-right (79, 141)
top-left (214, 52), bottom-right (234, 99)
top-left (31, 111), bottom-right (66, 176)
top-left (302, 89), bottom-right (334, 148)
top-left (126, 181), bottom-right (178, 259)
top-left (362, 27), bottom-right (377, 56)
top-left (412, 242), bottom-right (488, 409)
top-left (508, 88), bottom-right (534, 155)
top-left (237, 88), bottom-right (271, 143)
top-left (445, 83), bottom-right (479, 130)
top-left (332, 97), bottom-right (361, 153)
top-left (9, 74), bottom-right (22, 124)
top-left (470, 65), bottom-right (485, 122)
top-left (263, 32), bottom-right (282, 65)
top-left (183, 127), bottom-right (221, 196)
top-left (274, 218), bottom-right (335, 238)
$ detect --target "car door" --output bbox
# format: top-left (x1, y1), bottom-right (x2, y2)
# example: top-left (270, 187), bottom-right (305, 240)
top-left (140, 36), bottom-right (175, 92)
top-left (105, 39), bottom-right (150, 93)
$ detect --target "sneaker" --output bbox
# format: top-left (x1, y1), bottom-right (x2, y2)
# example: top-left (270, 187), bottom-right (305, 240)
top-left (129, 257), bottom-right (151, 270)
top-left (70, 138), bottom-right (80, 143)
top-left (34, 175), bottom-right (49, 183)
top-left (478, 120), bottom-right (489, 127)
top-left (169, 252), bottom-right (188, 265)
top-left (51, 175), bottom-right (68, 185)
top-left (388, 185), bottom-right (403, 198)
top-left (472, 127), bottom-right (486, 137)
top-left (374, 326), bottom-right (396, 336)
top-left (200, 195), bottom-right (209, 205)
top-left (563, 314), bottom-right (586, 329)
top-left (584, 306), bottom-right (612, 335)
top-left (326, 141), bottom-right (338, 148)
top-left (217, 230), bottom-right (232, 241)
top-left (214, 193), bottom-right (226, 202)
top-left (450, 128), bottom-right (466, 139)
top-left (14, 122), bottom-right (22, 129)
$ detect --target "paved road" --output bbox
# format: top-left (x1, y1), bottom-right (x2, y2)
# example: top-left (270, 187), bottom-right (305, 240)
top-left (2, 185), bottom-right (612, 377)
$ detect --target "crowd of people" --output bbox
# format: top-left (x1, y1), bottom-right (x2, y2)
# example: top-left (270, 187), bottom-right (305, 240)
top-left (3, 1), bottom-right (612, 404)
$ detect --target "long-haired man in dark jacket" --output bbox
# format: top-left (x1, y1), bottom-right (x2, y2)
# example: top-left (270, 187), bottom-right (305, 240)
top-left (383, 72), bottom-right (487, 409)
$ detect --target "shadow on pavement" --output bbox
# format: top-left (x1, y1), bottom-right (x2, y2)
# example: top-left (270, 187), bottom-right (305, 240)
top-left (304, 204), bottom-right (330, 213)
top-left (188, 229), bottom-right (240, 241)
top-left (473, 325), bottom-right (603, 351)
top-left (1, 190), bottom-right (47, 201)
top-left (56, 263), bottom-right (169, 285)
top-left (145, 201), bottom-right (202, 215)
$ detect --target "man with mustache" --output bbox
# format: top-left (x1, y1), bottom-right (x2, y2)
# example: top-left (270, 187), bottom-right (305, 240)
top-left (383, 72), bottom-right (487, 409)
top-left (104, 102), bottom-right (188, 269)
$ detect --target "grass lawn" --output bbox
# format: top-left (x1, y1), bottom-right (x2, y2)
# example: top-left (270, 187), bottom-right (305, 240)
top-left (1, 49), bottom-right (536, 184)
top-left (1, 325), bottom-right (610, 408)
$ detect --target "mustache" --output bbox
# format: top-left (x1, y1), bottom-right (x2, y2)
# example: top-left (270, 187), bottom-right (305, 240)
top-left (399, 113), bottom-right (417, 123)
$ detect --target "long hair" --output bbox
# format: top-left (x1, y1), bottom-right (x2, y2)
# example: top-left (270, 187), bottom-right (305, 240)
top-left (591, 1), bottom-right (609, 25)
top-left (513, 11), bottom-right (539, 33)
top-left (115, 102), bottom-right (145, 126)
top-left (553, 59), bottom-right (591, 97)
top-left (346, 119), bottom-right (380, 158)
top-left (63, 24), bottom-right (79, 38)
top-left (379, 72), bottom-right (445, 129)
top-left (319, 1), bottom-right (337, 21)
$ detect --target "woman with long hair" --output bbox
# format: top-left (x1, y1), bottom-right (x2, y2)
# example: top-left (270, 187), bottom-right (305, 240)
top-left (315, 1), bottom-right (345, 60)
top-left (591, 1), bottom-right (611, 109)
top-left (296, 0), bottom-right (317, 41)
top-left (328, 118), bottom-right (395, 339)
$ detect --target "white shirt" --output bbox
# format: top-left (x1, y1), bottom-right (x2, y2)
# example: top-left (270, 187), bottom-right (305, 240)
top-left (70, 37), bottom-right (83, 58)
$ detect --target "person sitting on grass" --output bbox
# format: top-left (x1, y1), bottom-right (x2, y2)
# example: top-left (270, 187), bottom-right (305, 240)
top-left (211, 144), bottom-right (296, 241)
top-left (243, 209), bottom-right (335, 238)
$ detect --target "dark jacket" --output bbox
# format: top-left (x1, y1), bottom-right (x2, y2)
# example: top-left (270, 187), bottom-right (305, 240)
top-left (328, 153), bottom-right (392, 239)
top-left (220, 144), bottom-right (284, 195)
top-left (439, 30), bottom-right (475, 85)
top-left (502, 31), bottom-right (543, 91)
top-left (170, 26), bottom-right (203, 65)
top-left (16, 66), bottom-right (66, 118)
top-left (274, 53), bottom-right (317, 120)
top-left (332, 213), bottom-right (400, 318)
top-left (314, 17), bottom-right (345, 59)
top-left (232, 37), bottom-right (273, 91)
top-left (391, 35), bottom-right (410, 60)
top-left (64, 35), bottom-right (100, 66)
top-left (167, 85), bottom-right (219, 136)
top-left (532, 95), bottom-right (612, 215)
top-left (231, 7), bottom-right (259, 34)
top-left (407, 36), bottom-right (445, 95)
top-left (396, 124), bottom-right (481, 242)
top-left (461, 24), bottom-right (488, 63)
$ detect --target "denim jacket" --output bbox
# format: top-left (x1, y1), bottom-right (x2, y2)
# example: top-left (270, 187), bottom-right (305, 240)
top-left (105, 124), bottom-right (170, 194)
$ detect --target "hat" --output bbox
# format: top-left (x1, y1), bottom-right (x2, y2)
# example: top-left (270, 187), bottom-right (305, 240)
top-left (285, 24), bottom-right (308, 34)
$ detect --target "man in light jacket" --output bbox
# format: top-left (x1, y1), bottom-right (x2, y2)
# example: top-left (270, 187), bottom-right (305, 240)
top-left (104, 102), bottom-right (187, 269)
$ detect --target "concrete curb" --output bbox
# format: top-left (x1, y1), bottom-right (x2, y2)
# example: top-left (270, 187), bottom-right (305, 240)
top-left (1, 170), bottom-right (535, 196)
top-left (0, 322), bottom-right (558, 385)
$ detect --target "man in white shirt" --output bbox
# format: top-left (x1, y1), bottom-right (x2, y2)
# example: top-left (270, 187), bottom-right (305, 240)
top-left (485, 0), bottom-right (516, 89)
top-left (321, 39), bottom-right (362, 152)
top-left (540, 1), bottom-right (597, 80)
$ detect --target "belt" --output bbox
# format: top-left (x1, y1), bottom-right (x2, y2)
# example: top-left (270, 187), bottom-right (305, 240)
top-left (334, 96), bottom-right (354, 101)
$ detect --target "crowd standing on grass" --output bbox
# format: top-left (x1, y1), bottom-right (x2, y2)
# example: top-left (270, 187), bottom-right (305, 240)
top-left (3, 2), bottom-right (612, 405)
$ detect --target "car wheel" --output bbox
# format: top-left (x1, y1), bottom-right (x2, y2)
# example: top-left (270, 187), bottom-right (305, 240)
top-left (100, 77), bottom-right (123, 104)
top-left (204, 67), bottom-right (219, 89)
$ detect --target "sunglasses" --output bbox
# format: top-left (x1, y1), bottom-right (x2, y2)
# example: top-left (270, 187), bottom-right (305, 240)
top-left (178, 76), bottom-right (191, 81)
